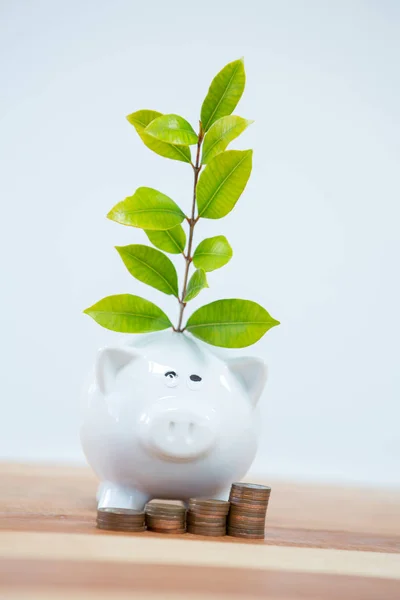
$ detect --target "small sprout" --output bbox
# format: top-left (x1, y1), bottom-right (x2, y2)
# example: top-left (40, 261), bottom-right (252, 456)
top-left (84, 59), bottom-right (280, 348)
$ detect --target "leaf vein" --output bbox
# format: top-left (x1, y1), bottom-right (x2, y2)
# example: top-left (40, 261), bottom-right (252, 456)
top-left (90, 311), bottom-right (169, 322)
top-left (199, 153), bottom-right (249, 216)
top-left (123, 250), bottom-right (177, 296)
top-left (204, 62), bottom-right (240, 130)
top-left (195, 252), bottom-right (231, 258)
top-left (187, 320), bottom-right (270, 329)
top-left (165, 229), bottom-right (181, 252)
top-left (203, 123), bottom-right (242, 162)
top-left (117, 208), bottom-right (182, 215)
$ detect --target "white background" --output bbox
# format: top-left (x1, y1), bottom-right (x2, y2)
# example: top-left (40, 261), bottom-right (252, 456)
top-left (1, 0), bottom-right (399, 486)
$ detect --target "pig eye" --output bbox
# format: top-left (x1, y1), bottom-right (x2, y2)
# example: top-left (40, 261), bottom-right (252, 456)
top-left (188, 374), bottom-right (203, 391)
top-left (165, 370), bottom-right (179, 388)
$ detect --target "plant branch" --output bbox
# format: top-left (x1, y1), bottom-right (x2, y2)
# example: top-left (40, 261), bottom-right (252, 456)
top-left (176, 124), bottom-right (203, 331)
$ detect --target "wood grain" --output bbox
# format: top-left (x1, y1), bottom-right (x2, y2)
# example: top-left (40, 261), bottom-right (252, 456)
top-left (2, 531), bottom-right (400, 577)
top-left (0, 463), bottom-right (399, 551)
top-left (1, 560), bottom-right (400, 600)
top-left (0, 463), bottom-right (399, 599)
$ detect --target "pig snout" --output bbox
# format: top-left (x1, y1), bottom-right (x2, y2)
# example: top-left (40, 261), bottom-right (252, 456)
top-left (142, 410), bottom-right (217, 461)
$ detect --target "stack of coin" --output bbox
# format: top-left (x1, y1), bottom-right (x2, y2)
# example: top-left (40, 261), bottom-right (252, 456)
top-left (145, 502), bottom-right (186, 534)
top-left (187, 499), bottom-right (230, 536)
top-left (96, 507), bottom-right (146, 532)
top-left (227, 483), bottom-right (271, 539)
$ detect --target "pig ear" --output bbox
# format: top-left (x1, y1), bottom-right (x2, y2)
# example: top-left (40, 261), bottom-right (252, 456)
top-left (95, 347), bottom-right (140, 394)
top-left (227, 357), bottom-right (268, 407)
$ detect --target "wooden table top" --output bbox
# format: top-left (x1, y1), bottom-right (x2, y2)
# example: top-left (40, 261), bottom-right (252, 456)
top-left (0, 463), bottom-right (399, 599)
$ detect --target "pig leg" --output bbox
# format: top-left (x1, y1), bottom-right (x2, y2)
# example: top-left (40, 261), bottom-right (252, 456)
top-left (96, 481), bottom-right (107, 502)
top-left (97, 481), bottom-right (150, 511)
top-left (213, 487), bottom-right (231, 502)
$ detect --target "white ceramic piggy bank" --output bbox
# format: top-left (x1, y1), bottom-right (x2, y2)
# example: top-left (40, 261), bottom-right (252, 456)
top-left (80, 330), bottom-right (267, 510)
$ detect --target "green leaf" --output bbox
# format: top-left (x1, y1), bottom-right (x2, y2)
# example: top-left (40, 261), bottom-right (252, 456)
top-left (126, 109), bottom-right (191, 163)
top-left (108, 187), bottom-right (185, 231)
top-left (201, 116), bottom-right (253, 164)
top-left (116, 245), bottom-right (179, 297)
top-left (196, 150), bottom-right (253, 219)
top-left (83, 294), bottom-right (172, 333)
top-left (145, 114), bottom-right (198, 146)
top-left (145, 224), bottom-right (186, 254)
top-left (185, 299), bottom-right (280, 348)
top-left (193, 235), bottom-right (232, 272)
top-left (184, 269), bottom-right (208, 302)
top-left (200, 58), bottom-right (246, 132)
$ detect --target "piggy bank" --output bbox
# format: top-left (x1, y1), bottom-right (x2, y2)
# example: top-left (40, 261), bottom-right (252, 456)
top-left (80, 330), bottom-right (267, 510)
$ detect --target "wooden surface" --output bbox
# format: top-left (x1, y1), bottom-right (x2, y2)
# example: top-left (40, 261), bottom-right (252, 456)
top-left (0, 463), bottom-right (399, 599)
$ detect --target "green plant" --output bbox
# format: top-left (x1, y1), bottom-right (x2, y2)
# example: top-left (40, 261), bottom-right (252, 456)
top-left (84, 58), bottom-right (280, 348)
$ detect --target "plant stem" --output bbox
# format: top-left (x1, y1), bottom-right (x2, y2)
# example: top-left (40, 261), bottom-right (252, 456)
top-left (176, 125), bottom-right (203, 331)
